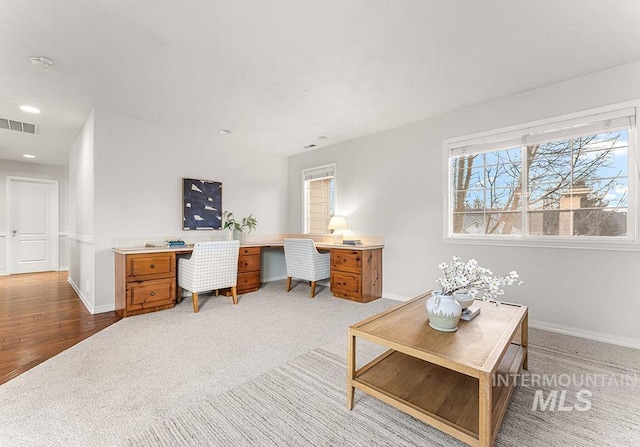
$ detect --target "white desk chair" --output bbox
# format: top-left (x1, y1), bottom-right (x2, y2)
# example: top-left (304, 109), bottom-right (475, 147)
top-left (283, 238), bottom-right (330, 298)
top-left (178, 240), bottom-right (240, 312)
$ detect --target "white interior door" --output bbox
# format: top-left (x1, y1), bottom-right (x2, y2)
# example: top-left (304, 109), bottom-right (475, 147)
top-left (7, 177), bottom-right (59, 274)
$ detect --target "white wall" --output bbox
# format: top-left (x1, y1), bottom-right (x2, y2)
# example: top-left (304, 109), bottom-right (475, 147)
top-left (0, 159), bottom-right (69, 274)
top-left (68, 110), bottom-right (95, 309)
top-left (288, 61), bottom-right (640, 347)
top-left (91, 109), bottom-right (289, 311)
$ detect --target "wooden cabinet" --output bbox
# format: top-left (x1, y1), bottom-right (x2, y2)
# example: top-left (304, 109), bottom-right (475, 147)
top-left (115, 252), bottom-right (177, 317)
top-left (330, 248), bottom-right (382, 303)
top-left (236, 246), bottom-right (261, 294)
top-left (223, 246), bottom-right (261, 296)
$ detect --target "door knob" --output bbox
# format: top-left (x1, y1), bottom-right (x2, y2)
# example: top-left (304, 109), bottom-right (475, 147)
top-left (11, 230), bottom-right (17, 236)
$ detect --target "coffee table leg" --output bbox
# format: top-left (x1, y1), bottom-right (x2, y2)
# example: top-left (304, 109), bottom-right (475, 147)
top-left (479, 372), bottom-right (492, 446)
top-left (347, 331), bottom-right (356, 409)
top-left (522, 313), bottom-right (529, 370)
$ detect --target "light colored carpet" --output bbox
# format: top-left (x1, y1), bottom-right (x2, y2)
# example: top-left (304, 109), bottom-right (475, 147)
top-left (0, 280), bottom-right (394, 446)
top-left (1, 280), bottom-right (639, 446)
top-left (118, 344), bottom-right (640, 447)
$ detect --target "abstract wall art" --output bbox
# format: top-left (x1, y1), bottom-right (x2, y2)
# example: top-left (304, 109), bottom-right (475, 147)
top-left (182, 178), bottom-right (222, 230)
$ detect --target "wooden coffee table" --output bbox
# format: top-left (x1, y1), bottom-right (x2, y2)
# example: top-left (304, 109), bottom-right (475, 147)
top-left (347, 292), bottom-right (528, 447)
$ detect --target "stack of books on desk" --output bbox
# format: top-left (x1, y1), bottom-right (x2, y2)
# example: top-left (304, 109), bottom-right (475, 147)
top-left (343, 239), bottom-right (362, 245)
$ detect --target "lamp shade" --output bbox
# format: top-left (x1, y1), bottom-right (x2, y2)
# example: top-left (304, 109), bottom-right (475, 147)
top-left (328, 216), bottom-right (348, 231)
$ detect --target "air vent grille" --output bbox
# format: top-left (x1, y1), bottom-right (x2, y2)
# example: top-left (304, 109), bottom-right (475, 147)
top-left (0, 118), bottom-right (37, 134)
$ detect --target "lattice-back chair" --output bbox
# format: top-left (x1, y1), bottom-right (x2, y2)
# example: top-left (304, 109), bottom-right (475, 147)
top-left (283, 238), bottom-right (330, 298)
top-left (178, 240), bottom-right (240, 312)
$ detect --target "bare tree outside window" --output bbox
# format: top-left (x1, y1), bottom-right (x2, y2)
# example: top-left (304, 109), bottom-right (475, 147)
top-left (451, 130), bottom-right (628, 237)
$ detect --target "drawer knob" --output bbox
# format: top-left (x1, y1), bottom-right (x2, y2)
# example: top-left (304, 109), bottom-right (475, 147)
top-left (356, 257), bottom-right (360, 262)
top-left (150, 264), bottom-right (156, 269)
top-left (150, 291), bottom-right (156, 296)
top-left (342, 259), bottom-right (347, 263)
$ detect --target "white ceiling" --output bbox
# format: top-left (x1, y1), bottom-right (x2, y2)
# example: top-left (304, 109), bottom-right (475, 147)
top-left (2, 0), bottom-right (640, 166)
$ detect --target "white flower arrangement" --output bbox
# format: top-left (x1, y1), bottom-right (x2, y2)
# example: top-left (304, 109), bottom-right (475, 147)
top-left (436, 256), bottom-right (522, 301)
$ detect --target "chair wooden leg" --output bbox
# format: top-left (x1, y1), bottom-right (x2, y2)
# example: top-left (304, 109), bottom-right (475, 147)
top-left (215, 289), bottom-right (219, 296)
top-left (177, 287), bottom-right (183, 304)
top-left (286, 277), bottom-right (292, 292)
top-left (192, 292), bottom-right (199, 313)
top-left (231, 286), bottom-right (238, 305)
top-left (310, 281), bottom-right (316, 298)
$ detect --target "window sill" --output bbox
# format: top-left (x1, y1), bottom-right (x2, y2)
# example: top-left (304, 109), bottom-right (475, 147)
top-left (443, 235), bottom-right (640, 252)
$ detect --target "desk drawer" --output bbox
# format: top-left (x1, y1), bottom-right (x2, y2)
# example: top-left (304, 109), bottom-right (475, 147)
top-left (238, 254), bottom-right (260, 273)
top-left (237, 272), bottom-right (260, 293)
top-left (331, 249), bottom-right (362, 274)
top-left (331, 271), bottom-right (361, 297)
top-left (128, 278), bottom-right (176, 309)
top-left (127, 253), bottom-right (175, 281)
top-left (240, 246), bottom-right (261, 256)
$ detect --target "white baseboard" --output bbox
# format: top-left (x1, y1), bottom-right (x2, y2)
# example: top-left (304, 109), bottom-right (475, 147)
top-left (262, 274), bottom-right (287, 283)
top-left (0, 271), bottom-right (7, 276)
top-left (58, 266), bottom-right (69, 271)
top-left (382, 292), bottom-right (411, 302)
top-left (93, 303), bottom-right (116, 314)
top-left (529, 319), bottom-right (640, 350)
top-left (67, 277), bottom-right (115, 314)
top-left (67, 276), bottom-right (93, 313)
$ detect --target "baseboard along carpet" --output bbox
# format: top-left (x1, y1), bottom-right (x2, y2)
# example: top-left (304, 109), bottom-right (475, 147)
top-left (119, 342), bottom-right (640, 447)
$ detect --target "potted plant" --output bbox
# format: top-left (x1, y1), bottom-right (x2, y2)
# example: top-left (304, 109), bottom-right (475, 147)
top-left (222, 211), bottom-right (258, 241)
top-left (426, 256), bottom-right (522, 332)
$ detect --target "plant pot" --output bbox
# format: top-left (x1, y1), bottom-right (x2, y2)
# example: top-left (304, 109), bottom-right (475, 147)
top-left (232, 229), bottom-right (245, 243)
top-left (454, 292), bottom-right (474, 310)
top-left (426, 291), bottom-right (462, 332)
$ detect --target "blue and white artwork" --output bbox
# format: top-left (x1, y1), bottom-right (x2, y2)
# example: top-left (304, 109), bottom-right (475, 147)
top-left (182, 178), bottom-right (222, 230)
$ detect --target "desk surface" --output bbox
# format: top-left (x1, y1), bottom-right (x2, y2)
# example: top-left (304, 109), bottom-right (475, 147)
top-left (112, 241), bottom-right (384, 255)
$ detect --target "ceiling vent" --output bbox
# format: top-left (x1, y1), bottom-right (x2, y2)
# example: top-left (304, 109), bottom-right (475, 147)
top-left (0, 118), bottom-right (37, 135)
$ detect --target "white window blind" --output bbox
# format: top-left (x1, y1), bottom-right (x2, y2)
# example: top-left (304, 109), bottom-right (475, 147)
top-left (303, 164), bottom-right (335, 181)
top-left (303, 164), bottom-right (336, 234)
top-left (449, 108), bottom-right (636, 158)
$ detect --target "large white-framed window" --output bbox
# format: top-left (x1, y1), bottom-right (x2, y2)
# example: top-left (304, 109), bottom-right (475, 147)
top-left (444, 103), bottom-right (638, 250)
top-left (302, 163), bottom-right (336, 234)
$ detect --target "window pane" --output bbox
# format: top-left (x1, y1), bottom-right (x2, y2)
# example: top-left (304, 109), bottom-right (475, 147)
top-left (452, 211), bottom-right (522, 235)
top-left (451, 148), bottom-right (522, 235)
top-left (525, 129), bottom-right (628, 237)
top-left (573, 208), bottom-right (627, 237)
top-left (452, 212), bottom-right (486, 235)
top-left (528, 210), bottom-right (563, 236)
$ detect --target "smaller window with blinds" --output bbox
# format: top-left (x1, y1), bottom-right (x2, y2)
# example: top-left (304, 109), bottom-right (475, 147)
top-left (445, 104), bottom-right (637, 246)
top-left (302, 164), bottom-right (336, 234)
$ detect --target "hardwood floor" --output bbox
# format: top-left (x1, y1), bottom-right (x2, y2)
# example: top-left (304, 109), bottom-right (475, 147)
top-left (0, 271), bottom-right (121, 386)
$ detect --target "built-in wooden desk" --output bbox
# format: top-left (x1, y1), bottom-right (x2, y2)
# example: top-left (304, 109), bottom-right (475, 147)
top-left (113, 241), bottom-right (383, 317)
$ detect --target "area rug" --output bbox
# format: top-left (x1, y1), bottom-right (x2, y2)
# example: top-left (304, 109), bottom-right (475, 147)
top-left (118, 344), bottom-right (640, 446)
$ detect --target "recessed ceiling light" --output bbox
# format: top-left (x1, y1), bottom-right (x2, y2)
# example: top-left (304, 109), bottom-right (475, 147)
top-left (30, 56), bottom-right (54, 69)
top-left (19, 105), bottom-right (40, 114)
top-left (318, 136), bottom-right (328, 140)
top-left (22, 154), bottom-right (36, 159)
top-left (219, 129), bottom-right (231, 134)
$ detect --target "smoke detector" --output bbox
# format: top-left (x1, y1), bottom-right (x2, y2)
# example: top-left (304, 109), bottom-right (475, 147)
top-left (30, 56), bottom-right (54, 69)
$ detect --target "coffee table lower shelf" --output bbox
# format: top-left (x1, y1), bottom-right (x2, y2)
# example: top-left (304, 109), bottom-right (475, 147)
top-left (352, 344), bottom-right (525, 446)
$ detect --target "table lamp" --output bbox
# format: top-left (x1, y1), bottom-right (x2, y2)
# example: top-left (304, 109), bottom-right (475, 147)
top-left (328, 216), bottom-right (348, 243)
